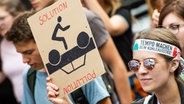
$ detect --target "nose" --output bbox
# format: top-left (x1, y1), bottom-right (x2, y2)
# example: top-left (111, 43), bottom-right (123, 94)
top-left (137, 63), bottom-right (148, 74)
top-left (0, 21), bottom-right (3, 29)
top-left (22, 55), bottom-right (30, 64)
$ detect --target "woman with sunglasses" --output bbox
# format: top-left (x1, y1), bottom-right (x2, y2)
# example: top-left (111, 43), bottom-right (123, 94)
top-left (130, 28), bottom-right (184, 104)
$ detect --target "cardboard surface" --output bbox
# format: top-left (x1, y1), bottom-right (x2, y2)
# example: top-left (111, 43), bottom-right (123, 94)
top-left (28, 0), bottom-right (105, 97)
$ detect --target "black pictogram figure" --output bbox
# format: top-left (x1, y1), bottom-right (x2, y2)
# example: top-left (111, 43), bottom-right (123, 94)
top-left (46, 31), bottom-right (96, 74)
top-left (52, 16), bottom-right (70, 50)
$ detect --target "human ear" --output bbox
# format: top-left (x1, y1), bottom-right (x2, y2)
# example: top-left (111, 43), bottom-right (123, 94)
top-left (169, 59), bottom-right (180, 72)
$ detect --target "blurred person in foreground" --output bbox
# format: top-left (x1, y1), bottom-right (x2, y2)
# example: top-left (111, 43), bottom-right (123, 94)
top-left (0, 0), bottom-right (29, 103)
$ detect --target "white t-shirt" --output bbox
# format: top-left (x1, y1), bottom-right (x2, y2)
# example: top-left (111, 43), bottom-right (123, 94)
top-left (1, 38), bottom-right (29, 102)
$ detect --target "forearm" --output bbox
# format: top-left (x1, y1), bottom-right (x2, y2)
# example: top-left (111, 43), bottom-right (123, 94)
top-left (84, 0), bottom-right (115, 34)
top-left (97, 97), bottom-right (112, 104)
top-left (99, 38), bottom-right (132, 103)
top-left (110, 62), bottom-right (132, 104)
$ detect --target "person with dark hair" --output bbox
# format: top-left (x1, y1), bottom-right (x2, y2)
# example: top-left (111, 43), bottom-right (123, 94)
top-left (6, 10), bottom-right (112, 104)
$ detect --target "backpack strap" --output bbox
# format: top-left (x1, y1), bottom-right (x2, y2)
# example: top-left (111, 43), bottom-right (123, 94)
top-left (71, 88), bottom-right (89, 104)
top-left (27, 67), bottom-right (36, 103)
top-left (102, 62), bottom-right (120, 104)
top-left (27, 68), bottom-right (88, 104)
top-left (143, 95), bottom-right (152, 104)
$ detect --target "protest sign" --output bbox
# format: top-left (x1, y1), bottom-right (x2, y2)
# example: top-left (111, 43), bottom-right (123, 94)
top-left (28, 0), bottom-right (105, 97)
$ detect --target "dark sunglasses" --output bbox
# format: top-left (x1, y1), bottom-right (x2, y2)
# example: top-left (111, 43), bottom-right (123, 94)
top-left (128, 58), bottom-right (155, 71)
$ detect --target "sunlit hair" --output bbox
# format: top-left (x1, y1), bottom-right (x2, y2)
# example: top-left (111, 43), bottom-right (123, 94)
top-left (135, 28), bottom-right (182, 77)
top-left (101, 0), bottom-right (122, 16)
top-left (0, 0), bottom-right (25, 17)
top-left (150, 0), bottom-right (173, 11)
top-left (158, 0), bottom-right (184, 26)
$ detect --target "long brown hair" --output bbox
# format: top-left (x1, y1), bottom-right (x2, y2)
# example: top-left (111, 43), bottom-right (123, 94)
top-left (158, 0), bottom-right (184, 26)
top-left (101, 0), bottom-right (122, 16)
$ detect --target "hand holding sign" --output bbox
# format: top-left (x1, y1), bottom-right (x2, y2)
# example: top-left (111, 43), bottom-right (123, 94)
top-left (28, 0), bottom-right (105, 98)
top-left (46, 77), bottom-right (72, 104)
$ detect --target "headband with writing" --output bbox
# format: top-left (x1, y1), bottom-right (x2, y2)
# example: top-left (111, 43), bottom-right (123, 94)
top-left (133, 39), bottom-right (184, 74)
top-left (133, 39), bottom-right (181, 58)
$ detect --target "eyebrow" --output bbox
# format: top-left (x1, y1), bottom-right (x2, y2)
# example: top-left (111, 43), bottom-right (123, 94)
top-left (0, 16), bottom-right (7, 19)
top-left (21, 49), bottom-right (35, 55)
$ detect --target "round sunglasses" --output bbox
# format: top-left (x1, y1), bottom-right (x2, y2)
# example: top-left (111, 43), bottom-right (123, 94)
top-left (128, 58), bottom-right (156, 71)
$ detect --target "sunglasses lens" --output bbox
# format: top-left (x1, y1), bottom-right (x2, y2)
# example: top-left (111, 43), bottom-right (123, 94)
top-left (144, 59), bottom-right (155, 70)
top-left (128, 60), bottom-right (140, 71)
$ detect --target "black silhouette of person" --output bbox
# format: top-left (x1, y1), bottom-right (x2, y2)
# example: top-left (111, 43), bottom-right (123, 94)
top-left (46, 31), bottom-right (96, 74)
top-left (52, 16), bottom-right (70, 50)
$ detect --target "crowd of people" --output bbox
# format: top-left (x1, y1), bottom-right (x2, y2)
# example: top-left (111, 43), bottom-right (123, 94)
top-left (1, 0), bottom-right (184, 104)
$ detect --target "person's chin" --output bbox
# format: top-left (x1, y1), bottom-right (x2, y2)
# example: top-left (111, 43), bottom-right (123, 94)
top-left (31, 66), bottom-right (36, 69)
top-left (142, 85), bottom-right (154, 93)
top-left (30, 64), bottom-right (38, 69)
top-left (35, 7), bottom-right (42, 11)
top-left (1, 31), bottom-right (7, 37)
